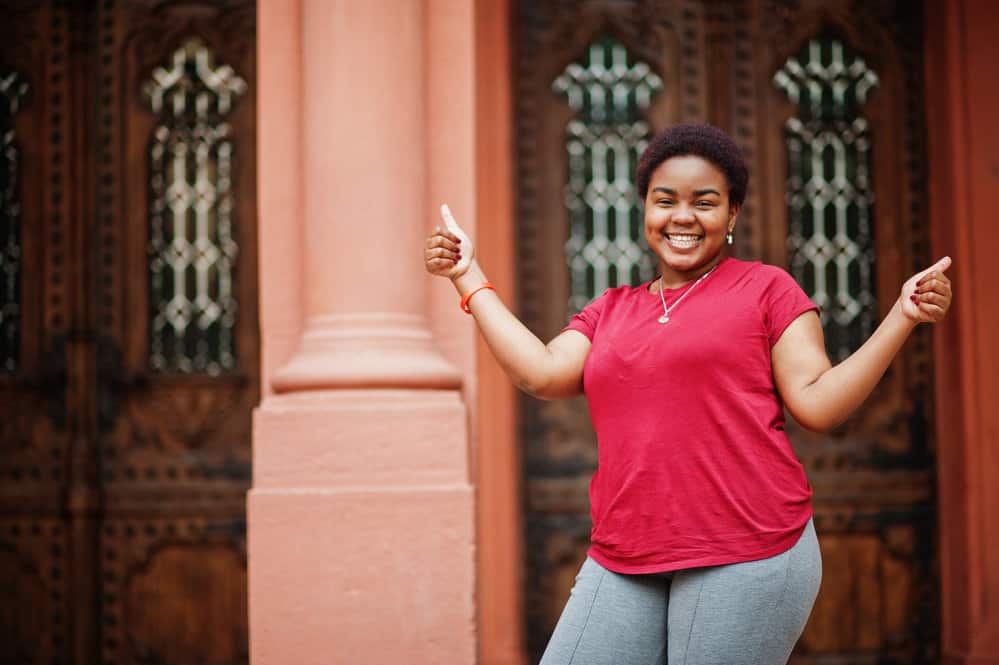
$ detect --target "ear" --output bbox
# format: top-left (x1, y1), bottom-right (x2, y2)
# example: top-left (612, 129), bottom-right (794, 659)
top-left (728, 202), bottom-right (741, 227)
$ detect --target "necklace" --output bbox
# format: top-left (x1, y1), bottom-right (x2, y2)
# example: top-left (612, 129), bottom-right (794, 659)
top-left (656, 265), bottom-right (717, 324)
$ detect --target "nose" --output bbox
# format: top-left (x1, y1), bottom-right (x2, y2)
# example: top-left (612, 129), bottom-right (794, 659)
top-left (673, 204), bottom-right (696, 222)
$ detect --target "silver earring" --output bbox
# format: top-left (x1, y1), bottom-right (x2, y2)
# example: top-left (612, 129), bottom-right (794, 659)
top-left (726, 231), bottom-right (734, 245)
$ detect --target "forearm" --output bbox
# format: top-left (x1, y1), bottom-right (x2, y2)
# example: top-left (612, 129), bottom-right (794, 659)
top-left (452, 260), bottom-right (567, 397)
top-left (796, 300), bottom-right (917, 431)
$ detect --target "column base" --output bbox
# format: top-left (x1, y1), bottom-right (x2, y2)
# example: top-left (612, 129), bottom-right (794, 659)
top-left (248, 485), bottom-right (475, 665)
top-left (271, 313), bottom-right (462, 392)
top-left (249, 389), bottom-right (475, 664)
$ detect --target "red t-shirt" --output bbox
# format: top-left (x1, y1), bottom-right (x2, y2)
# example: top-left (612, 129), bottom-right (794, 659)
top-left (564, 257), bottom-right (819, 574)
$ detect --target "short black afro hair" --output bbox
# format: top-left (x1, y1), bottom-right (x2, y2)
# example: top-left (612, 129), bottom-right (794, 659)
top-left (636, 123), bottom-right (749, 207)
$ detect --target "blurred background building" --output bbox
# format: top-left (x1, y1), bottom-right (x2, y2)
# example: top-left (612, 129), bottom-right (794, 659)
top-left (0, 0), bottom-right (996, 664)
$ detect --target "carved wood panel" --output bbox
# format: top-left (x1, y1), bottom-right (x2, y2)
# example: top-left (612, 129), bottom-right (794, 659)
top-left (0, 1), bottom-right (257, 664)
top-left (515, 1), bottom-right (937, 662)
top-left (0, 3), bottom-right (76, 662)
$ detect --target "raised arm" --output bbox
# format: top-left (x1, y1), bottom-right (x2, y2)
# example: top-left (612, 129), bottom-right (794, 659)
top-left (772, 257), bottom-right (952, 432)
top-left (424, 205), bottom-right (590, 400)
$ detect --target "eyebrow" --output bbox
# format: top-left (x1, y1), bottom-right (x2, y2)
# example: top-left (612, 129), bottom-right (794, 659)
top-left (650, 187), bottom-right (722, 197)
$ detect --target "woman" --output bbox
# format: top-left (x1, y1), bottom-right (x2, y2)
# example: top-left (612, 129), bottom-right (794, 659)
top-left (423, 124), bottom-right (951, 664)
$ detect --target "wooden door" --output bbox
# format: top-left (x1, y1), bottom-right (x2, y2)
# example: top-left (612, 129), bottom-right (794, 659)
top-left (515, 1), bottom-right (938, 662)
top-left (0, 2), bottom-right (257, 663)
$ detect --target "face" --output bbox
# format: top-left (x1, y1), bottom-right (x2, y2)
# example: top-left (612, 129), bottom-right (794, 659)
top-left (643, 155), bottom-right (739, 285)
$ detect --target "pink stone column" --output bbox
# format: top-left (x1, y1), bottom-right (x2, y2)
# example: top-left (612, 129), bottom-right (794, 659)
top-left (270, 0), bottom-right (460, 391)
top-left (249, 1), bottom-right (476, 663)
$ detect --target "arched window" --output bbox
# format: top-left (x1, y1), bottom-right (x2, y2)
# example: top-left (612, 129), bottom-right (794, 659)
top-left (774, 32), bottom-right (879, 361)
top-left (143, 39), bottom-right (246, 374)
top-left (553, 35), bottom-right (663, 313)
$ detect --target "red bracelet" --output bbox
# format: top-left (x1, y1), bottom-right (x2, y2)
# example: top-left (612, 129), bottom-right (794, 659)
top-left (460, 282), bottom-right (495, 313)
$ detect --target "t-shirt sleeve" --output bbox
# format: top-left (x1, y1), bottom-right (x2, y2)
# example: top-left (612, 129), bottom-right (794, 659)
top-left (760, 268), bottom-right (820, 347)
top-left (562, 291), bottom-right (609, 341)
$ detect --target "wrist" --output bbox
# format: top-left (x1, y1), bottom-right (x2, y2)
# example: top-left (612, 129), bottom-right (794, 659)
top-left (890, 298), bottom-right (920, 330)
top-left (453, 260), bottom-right (487, 295)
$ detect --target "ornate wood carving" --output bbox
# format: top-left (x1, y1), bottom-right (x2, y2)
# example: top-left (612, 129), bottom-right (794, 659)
top-left (516, 1), bottom-right (936, 661)
top-left (0, 3), bottom-right (73, 662)
top-left (102, 521), bottom-right (247, 665)
top-left (0, 521), bottom-right (68, 664)
top-left (0, 1), bottom-right (257, 663)
top-left (96, 3), bottom-right (257, 664)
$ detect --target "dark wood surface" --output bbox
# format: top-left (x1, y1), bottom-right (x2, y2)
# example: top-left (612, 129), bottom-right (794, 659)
top-left (0, 2), bottom-right (257, 664)
top-left (515, 1), bottom-right (937, 662)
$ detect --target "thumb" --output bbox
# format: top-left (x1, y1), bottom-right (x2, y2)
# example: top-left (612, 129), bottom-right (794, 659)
top-left (440, 203), bottom-right (472, 272)
top-left (440, 204), bottom-right (470, 242)
top-left (916, 255), bottom-right (952, 283)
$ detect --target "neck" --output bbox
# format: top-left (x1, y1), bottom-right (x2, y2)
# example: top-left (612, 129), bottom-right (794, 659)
top-left (657, 256), bottom-right (724, 291)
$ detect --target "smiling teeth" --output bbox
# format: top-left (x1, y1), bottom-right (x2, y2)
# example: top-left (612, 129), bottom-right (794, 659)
top-left (667, 234), bottom-right (702, 248)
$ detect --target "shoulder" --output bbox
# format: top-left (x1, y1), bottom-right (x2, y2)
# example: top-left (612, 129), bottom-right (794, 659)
top-left (566, 282), bottom-right (648, 338)
top-left (584, 282), bottom-right (649, 308)
top-left (722, 258), bottom-right (799, 291)
top-left (724, 257), bottom-right (790, 279)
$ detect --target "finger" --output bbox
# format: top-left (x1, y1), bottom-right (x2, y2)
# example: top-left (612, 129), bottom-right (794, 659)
top-left (427, 229), bottom-right (461, 247)
top-left (426, 257), bottom-right (459, 272)
top-left (912, 291), bottom-right (949, 308)
top-left (916, 256), bottom-right (952, 285)
top-left (914, 275), bottom-right (952, 296)
top-left (427, 236), bottom-right (460, 252)
top-left (440, 204), bottom-right (470, 243)
top-left (426, 247), bottom-right (460, 261)
top-left (440, 204), bottom-right (460, 234)
top-left (917, 300), bottom-right (946, 320)
top-left (440, 203), bottom-right (472, 272)
top-left (915, 281), bottom-right (952, 299)
top-left (914, 276), bottom-right (940, 293)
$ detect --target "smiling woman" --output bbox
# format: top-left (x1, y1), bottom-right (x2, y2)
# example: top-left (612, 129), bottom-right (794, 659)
top-left (423, 122), bottom-right (953, 664)
top-left (644, 155), bottom-right (735, 285)
top-left (638, 125), bottom-right (747, 287)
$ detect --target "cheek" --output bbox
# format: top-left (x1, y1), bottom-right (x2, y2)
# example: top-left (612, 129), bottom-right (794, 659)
top-left (643, 208), bottom-right (663, 230)
top-left (643, 219), bottom-right (660, 242)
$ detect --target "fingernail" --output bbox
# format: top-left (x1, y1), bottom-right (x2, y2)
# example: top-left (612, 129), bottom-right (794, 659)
top-left (910, 295), bottom-right (918, 302)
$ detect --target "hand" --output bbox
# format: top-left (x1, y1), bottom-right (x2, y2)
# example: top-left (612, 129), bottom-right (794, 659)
top-left (424, 204), bottom-right (474, 280)
top-left (898, 256), bottom-right (952, 323)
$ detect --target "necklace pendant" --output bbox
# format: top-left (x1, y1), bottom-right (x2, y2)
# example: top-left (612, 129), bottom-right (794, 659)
top-left (657, 314), bottom-right (670, 324)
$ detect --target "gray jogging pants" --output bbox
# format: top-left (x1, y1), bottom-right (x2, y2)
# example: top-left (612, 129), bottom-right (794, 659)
top-left (539, 519), bottom-right (822, 665)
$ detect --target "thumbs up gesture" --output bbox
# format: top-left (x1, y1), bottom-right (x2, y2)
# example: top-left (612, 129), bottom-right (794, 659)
top-left (899, 256), bottom-right (953, 323)
top-left (424, 204), bottom-right (474, 280)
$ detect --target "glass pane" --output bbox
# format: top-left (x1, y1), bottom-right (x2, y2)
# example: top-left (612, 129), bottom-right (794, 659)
top-left (774, 32), bottom-right (878, 361)
top-left (144, 39), bottom-right (246, 375)
top-left (553, 35), bottom-right (663, 313)
top-left (0, 69), bottom-right (29, 373)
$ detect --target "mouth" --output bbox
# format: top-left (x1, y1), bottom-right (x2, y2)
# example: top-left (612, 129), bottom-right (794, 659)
top-left (663, 232), bottom-right (704, 250)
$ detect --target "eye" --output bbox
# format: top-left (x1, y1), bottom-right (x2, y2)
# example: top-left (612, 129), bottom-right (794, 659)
top-left (656, 199), bottom-right (674, 207)
top-left (695, 200), bottom-right (715, 209)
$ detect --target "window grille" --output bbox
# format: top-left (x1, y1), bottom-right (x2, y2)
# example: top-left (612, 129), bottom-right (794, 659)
top-left (0, 69), bottom-right (28, 373)
top-left (774, 33), bottom-right (879, 361)
top-left (553, 35), bottom-right (663, 313)
top-left (144, 39), bottom-right (246, 374)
